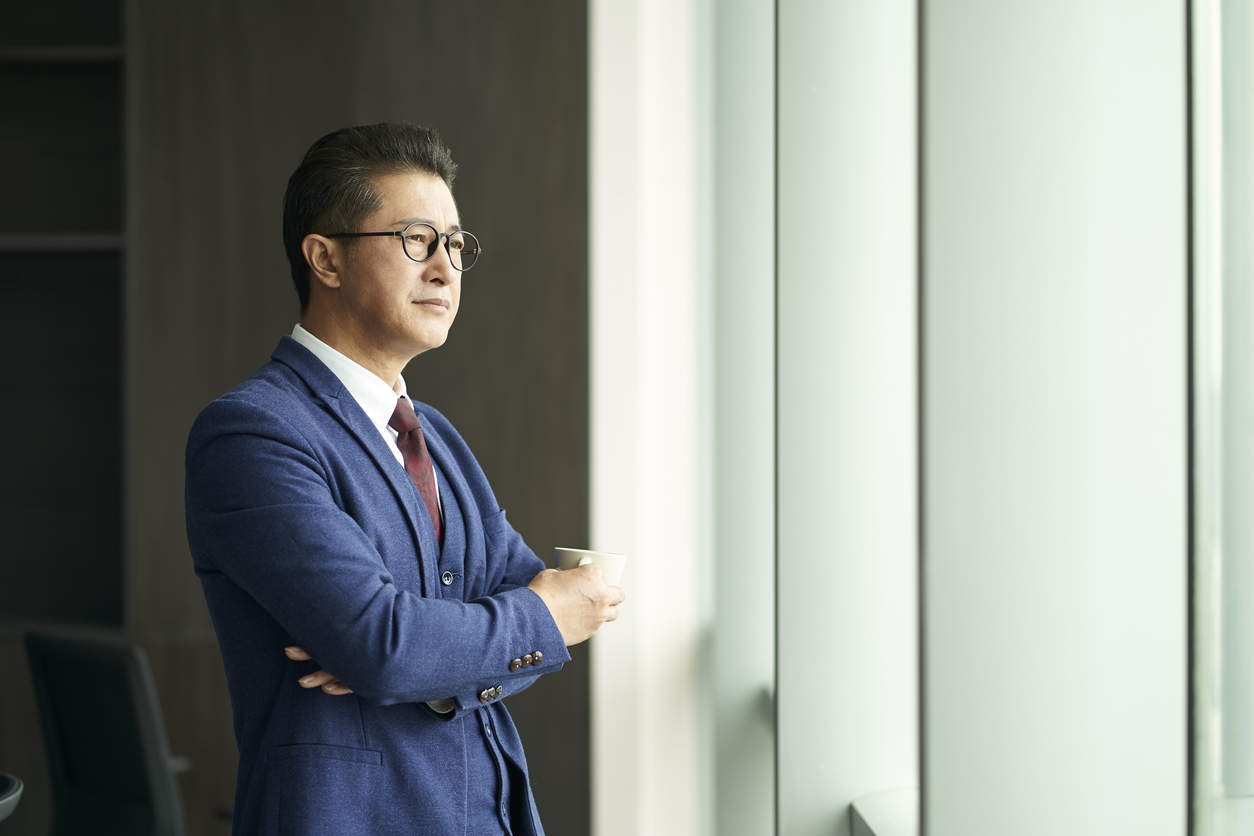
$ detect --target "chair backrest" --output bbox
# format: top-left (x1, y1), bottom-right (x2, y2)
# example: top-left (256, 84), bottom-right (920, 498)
top-left (25, 631), bottom-right (187, 836)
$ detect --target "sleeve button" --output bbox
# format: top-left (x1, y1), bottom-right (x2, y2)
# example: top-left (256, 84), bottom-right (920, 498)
top-left (479, 689), bottom-right (491, 704)
top-left (532, 650), bottom-right (543, 665)
top-left (509, 659), bottom-right (522, 672)
top-left (521, 653), bottom-right (533, 668)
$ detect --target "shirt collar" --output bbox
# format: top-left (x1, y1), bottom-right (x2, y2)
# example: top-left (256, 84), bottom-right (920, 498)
top-left (291, 323), bottom-right (411, 431)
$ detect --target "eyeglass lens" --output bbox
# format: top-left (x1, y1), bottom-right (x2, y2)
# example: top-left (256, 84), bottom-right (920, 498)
top-left (402, 223), bottom-right (479, 271)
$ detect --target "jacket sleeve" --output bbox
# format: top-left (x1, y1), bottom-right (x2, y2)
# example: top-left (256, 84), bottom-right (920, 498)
top-left (185, 396), bottom-right (570, 709)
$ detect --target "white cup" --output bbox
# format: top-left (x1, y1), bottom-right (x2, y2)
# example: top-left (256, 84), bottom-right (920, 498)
top-left (553, 547), bottom-right (627, 587)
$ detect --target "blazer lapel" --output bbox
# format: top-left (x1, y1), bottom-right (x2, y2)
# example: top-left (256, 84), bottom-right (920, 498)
top-left (271, 336), bottom-right (437, 596)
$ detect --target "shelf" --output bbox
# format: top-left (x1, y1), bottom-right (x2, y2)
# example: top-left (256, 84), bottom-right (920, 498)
top-left (0, 45), bottom-right (121, 63)
top-left (0, 234), bottom-right (123, 252)
top-left (0, 63), bottom-right (122, 231)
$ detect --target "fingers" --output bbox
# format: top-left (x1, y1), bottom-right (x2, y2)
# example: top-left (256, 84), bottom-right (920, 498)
top-left (528, 563), bottom-right (627, 646)
top-left (592, 584), bottom-right (624, 608)
top-left (603, 587), bottom-right (624, 622)
top-left (321, 678), bottom-right (354, 695)
top-left (557, 562), bottom-right (605, 582)
top-left (297, 668), bottom-right (354, 694)
top-left (287, 647), bottom-right (354, 695)
top-left (298, 668), bottom-right (336, 689)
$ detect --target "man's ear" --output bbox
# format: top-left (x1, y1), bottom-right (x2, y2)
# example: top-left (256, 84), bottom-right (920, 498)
top-left (302, 234), bottom-right (343, 289)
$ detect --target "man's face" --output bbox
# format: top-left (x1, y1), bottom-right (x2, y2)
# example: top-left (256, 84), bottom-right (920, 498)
top-left (335, 170), bottom-right (462, 363)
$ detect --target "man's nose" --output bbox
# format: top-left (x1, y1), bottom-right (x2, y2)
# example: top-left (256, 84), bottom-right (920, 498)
top-left (423, 239), bottom-right (458, 281)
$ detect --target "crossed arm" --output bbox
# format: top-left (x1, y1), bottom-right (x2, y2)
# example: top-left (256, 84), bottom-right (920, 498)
top-left (288, 561), bottom-right (626, 695)
top-left (188, 395), bottom-right (626, 704)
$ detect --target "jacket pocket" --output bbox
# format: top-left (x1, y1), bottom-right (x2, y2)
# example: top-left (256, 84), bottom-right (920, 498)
top-left (271, 744), bottom-right (399, 836)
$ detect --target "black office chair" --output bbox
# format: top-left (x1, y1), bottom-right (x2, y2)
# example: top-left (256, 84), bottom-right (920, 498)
top-left (25, 631), bottom-right (187, 836)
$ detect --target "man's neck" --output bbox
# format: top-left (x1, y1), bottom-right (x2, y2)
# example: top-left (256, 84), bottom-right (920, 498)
top-left (298, 314), bottom-right (406, 391)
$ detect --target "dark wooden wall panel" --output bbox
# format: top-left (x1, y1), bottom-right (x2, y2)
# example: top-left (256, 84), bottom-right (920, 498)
top-left (0, 252), bottom-right (122, 625)
top-left (144, 642), bottom-right (237, 836)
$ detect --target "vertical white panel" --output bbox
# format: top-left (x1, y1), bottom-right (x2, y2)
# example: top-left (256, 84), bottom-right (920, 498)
top-left (1194, 1), bottom-right (1254, 831)
top-left (1192, 2), bottom-right (1224, 830)
top-left (922, 3), bottom-right (1187, 835)
top-left (588, 4), bottom-right (641, 832)
top-left (1215, 0), bottom-right (1254, 805)
top-left (711, 1), bottom-right (776, 834)
top-left (777, 2), bottom-right (920, 834)
top-left (589, 0), bottom-right (710, 834)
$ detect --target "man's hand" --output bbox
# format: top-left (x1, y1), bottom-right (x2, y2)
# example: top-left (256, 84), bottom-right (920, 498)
top-left (527, 564), bottom-right (625, 646)
top-left (285, 646), bottom-right (354, 695)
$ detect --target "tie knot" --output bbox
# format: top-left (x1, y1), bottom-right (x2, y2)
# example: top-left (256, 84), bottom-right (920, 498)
top-left (389, 398), bottom-right (421, 435)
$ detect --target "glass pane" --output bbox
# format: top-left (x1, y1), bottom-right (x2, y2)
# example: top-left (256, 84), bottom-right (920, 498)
top-left (1194, 0), bottom-right (1254, 831)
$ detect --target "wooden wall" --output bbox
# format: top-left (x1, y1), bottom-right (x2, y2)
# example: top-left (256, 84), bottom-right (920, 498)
top-left (0, 1), bottom-right (127, 830)
top-left (1, 2), bottom-right (589, 834)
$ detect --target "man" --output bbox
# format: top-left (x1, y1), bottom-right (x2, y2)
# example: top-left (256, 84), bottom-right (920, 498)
top-left (185, 122), bottom-right (622, 835)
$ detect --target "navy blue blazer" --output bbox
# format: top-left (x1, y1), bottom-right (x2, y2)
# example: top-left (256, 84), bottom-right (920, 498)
top-left (185, 337), bottom-right (569, 835)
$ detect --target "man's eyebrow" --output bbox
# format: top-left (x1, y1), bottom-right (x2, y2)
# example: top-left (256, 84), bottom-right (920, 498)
top-left (394, 217), bottom-right (463, 232)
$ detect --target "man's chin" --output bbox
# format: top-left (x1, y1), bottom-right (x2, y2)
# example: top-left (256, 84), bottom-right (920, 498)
top-left (407, 332), bottom-right (449, 357)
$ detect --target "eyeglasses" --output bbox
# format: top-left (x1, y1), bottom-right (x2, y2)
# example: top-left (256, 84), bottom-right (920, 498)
top-left (327, 222), bottom-right (481, 271)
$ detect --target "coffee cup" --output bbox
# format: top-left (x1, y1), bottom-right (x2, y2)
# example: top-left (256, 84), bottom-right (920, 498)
top-left (553, 547), bottom-right (627, 587)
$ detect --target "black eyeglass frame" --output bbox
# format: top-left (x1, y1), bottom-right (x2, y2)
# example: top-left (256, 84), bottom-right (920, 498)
top-left (326, 222), bottom-right (481, 271)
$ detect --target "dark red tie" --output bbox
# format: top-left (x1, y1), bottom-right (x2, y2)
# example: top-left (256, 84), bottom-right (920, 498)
top-left (389, 398), bottom-right (442, 544)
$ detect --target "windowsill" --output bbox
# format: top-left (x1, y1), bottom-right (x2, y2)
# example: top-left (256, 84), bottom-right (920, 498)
top-left (850, 788), bottom-right (919, 836)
